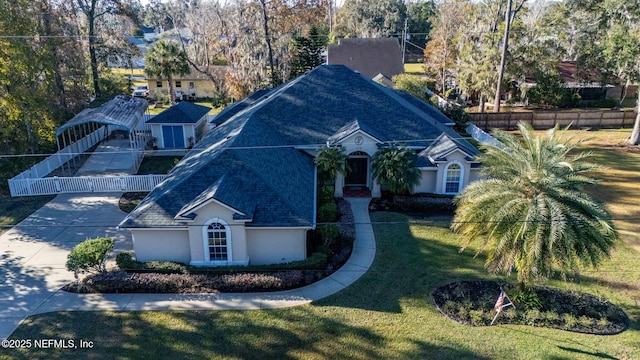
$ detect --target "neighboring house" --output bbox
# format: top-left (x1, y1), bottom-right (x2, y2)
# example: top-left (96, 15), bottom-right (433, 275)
top-left (106, 36), bottom-right (147, 68)
top-left (119, 65), bottom-right (480, 267)
top-left (146, 102), bottom-right (210, 149)
top-left (523, 61), bottom-right (626, 101)
top-left (142, 26), bottom-right (160, 42)
top-left (147, 66), bottom-right (227, 101)
top-left (327, 38), bottom-right (404, 80)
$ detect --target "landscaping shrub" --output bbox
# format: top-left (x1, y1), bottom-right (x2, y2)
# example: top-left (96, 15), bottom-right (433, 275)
top-left (392, 194), bottom-right (455, 213)
top-left (317, 202), bottom-right (338, 223)
top-left (318, 185), bottom-right (335, 205)
top-left (116, 252), bottom-right (136, 270)
top-left (82, 270), bottom-right (305, 293)
top-left (510, 287), bottom-right (543, 311)
top-left (119, 252), bottom-right (328, 275)
top-left (317, 223), bottom-right (341, 247)
top-left (336, 198), bottom-right (356, 242)
top-left (432, 280), bottom-right (630, 334)
top-left (66, 237), bottom-right (114, 274)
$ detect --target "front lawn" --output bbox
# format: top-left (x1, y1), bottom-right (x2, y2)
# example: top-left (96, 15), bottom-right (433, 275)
top-left (6, 210), bottom-right (638, 359)
top-left (4, 130), bottom-right (640, 359)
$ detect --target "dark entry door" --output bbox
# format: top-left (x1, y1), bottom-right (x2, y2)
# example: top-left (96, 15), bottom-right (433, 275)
top-left (345, 158), bottom-right (368, 186)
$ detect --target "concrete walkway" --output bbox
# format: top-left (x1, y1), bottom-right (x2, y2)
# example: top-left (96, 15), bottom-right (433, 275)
top-left (0, 138), bottom-right (376, 341)
top-left (31, 197), bottom-right (375, 314)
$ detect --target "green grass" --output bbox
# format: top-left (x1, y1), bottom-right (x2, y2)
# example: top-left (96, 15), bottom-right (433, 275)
top-left (110, 67), bottom-right (145, 77)
top-left (5, 215), bottom-right (639, 359)
top-left (117, 156), bottom-right (183, 212)
top-left (0, 195), bottom-right (55, 235)
top-left (145, 101), bottom-right (223, 115)
top-left (137, 156), bottom-right (183, 175)
top-left (404, 63), bottom-right (425, 75)
top-left (3, 130), bottom-right (640, 359)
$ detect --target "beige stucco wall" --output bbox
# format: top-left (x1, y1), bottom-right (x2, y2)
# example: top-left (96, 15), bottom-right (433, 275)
top-left (434, 151), bottom-right (474, 194)
top-left (246, 228), bottom-right (307, 265)
top-left (334, 131), bottom-right (382, 197)
top-left (188, 201), bottom-right (249, 266)
top-left (468, 168), bottom-right (483, 184)
top-left (414, 169), bottom-right (437, 193)
top-left (149, 123), bottom-right (195, 149)
top-left (148, 79), bottom-right (216, 99)
top-left (131, 229), bottom-right (191, 263)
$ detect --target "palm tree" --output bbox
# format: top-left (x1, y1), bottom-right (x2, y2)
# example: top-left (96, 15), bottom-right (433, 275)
top-left (452, 123), bottom-right (617, 287)
top-left (315, 145), bottom-right (349, 185)
top-left (371, 145), bottom-right (421, 195)
top-left (145, 40), bottom-right (190, 106)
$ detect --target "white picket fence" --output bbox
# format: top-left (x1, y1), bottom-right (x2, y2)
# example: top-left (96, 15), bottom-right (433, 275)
top-left (11, 127), bottom-right (108, 181)
top-left (9, 174), bottom-right (168, 197)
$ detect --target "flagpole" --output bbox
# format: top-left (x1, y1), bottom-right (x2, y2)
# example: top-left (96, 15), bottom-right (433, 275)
top-left (490, 312), bottom-right (501, 326)
top-left (490, 287), bottom-right (515, 326)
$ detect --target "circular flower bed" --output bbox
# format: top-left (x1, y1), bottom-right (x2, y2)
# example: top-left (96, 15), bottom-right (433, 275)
top-left (432, 280), bottom-right (629, 335)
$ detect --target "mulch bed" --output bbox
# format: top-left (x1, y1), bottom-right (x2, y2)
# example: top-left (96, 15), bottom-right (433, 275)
top-left (432, 280), bottom-right (629, 335)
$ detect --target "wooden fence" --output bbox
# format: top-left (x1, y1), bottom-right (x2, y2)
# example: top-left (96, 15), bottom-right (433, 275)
top-left (469, 110), bottom-right (637, 130)
top-left (9, 174), bottom-right (168, 197)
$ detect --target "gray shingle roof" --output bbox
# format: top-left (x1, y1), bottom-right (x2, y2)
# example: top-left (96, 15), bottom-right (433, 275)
top-left (327, 38), bottom-right (404, 79)
top-left (393, 90), bottom-right (456, 126)
top-left (145, 102), bottom-right (210, 124)
top-left (120, 65), bottom-right (478, 229)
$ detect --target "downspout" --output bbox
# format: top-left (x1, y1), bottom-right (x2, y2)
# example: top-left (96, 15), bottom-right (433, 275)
top-left (312, 167), bottom-right (317, 230)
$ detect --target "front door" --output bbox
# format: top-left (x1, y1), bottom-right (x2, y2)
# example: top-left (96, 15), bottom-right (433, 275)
top-left (162, 125), bottom-right (185, 148)
top-left (345, 157), bottom-right (368, 186)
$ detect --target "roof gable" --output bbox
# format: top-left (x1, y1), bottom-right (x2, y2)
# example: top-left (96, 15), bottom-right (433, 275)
top-left (327, 119), bottom-right (385, 145)
top-left (420, 133), bottom-right (477, 164)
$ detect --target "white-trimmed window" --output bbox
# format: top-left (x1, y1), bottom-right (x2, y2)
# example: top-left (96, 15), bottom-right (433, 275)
top-left (206, 222), bottom-right (228, 261)
top-left (444, 163), bottom-right (462, 194)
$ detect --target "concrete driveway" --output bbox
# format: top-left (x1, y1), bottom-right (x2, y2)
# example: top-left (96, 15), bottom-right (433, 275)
top-left (0, 138), bottom-right (377, 341)
top-left (0, 139), bottom-right (133, 340)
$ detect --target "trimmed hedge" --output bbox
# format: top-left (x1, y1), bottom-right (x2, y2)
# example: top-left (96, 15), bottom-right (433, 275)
top-left (83, 270), bottom-right (305, 293)
top-left (117, 252), bottom-right (328, 274)
top-left (317, 202), bottom-right (338, 223)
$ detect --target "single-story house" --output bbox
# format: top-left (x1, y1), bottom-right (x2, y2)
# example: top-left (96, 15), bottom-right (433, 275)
top-left (119, 65), bottom-right (480, 266)
top-left (146, 102), bottom-right (210, 149)
top-left (522, 61), bottom-right (629, 101)
top-left (327, 38), bottom-right (404, 80)
top-left (147, 65), bottom-right (228, 101)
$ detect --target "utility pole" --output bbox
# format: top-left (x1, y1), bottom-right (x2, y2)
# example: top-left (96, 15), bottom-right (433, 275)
top-left (494, 0), bottom-right (513, 113)
top-left (328, 0), bottom-right (333, 34)
top-left (402, 18), bottom-right (408, 64)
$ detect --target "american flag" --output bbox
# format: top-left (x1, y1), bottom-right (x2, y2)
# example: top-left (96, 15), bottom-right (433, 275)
top-left (494, 290), bottom-right (513, 313)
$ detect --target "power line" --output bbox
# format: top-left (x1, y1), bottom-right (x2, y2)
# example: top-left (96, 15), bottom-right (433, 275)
top-left (0, 136), bottom-right (483, 159)
top-left (2, 217), bottom-right (639, 230)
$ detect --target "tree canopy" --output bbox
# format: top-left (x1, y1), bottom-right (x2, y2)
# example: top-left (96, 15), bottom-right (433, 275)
top-left (144, 39), bottom-right (190, 105)
top-left (452, 123), bottom-right (618, 286)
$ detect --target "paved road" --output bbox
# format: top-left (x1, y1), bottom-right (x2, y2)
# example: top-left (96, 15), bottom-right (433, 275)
top-left (0, 138), bottom-right (376, 341)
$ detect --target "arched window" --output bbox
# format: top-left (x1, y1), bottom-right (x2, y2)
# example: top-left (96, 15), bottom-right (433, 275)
top-left (445, 163), bottom-right (462, 194)
top-left (207, 222), bottom-right (228, 261)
